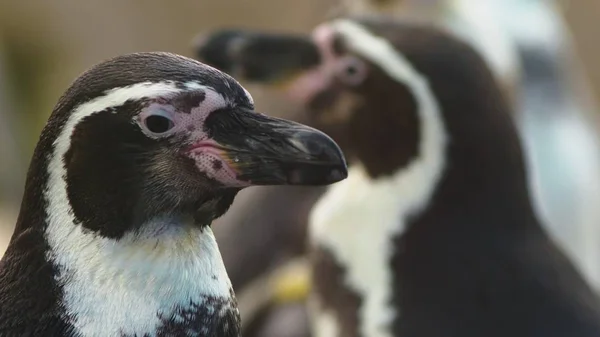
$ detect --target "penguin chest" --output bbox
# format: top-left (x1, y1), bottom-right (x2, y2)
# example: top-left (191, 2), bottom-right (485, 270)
top-left (48, 225), bottom-right (241, 337)
top-left (309, 168), bottom-right (408, 337)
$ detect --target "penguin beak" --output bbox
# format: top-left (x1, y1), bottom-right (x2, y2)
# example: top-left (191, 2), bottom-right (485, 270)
top-left (192, 29), bottom-right (320, 89)
top-left (199, 107), bottom-right (347, 186)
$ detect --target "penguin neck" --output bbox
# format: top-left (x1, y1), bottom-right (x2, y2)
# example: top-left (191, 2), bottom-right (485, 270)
top-left (308, 56), bottom-right (448, 337)
top-left (432, 126), bottom-right (537, 230)
top-left (423, 64), bottom-right (538, 231)
top-left (49, 212), bottom-right (237, 336)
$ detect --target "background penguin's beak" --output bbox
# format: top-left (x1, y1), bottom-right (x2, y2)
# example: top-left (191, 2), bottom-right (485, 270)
top-left (205, 107), bottom-right (347, 186)
top-left (192, 29), bottom-right (320, 88)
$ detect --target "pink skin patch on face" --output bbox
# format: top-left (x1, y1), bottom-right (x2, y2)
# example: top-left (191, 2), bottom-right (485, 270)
top-left (186, 140), bottom-right (249, 187)
top-left (137, 87), bottom-right (249, 187)
top-left (284, 24), bottom-right (340, 106)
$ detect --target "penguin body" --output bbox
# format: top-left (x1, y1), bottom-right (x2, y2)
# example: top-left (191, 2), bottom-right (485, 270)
top-left (339, 0), bottom-right (600, 290)
top-left (309, 18), bottom-right (600, 337)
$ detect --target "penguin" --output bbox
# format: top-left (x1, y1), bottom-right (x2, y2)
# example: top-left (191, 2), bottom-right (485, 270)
top-left (333, 0), bottom-right (600, 290)
top-left (0, 51), bottom-right (347, 337)
top-left (193, 16), bottom-right (600, 336)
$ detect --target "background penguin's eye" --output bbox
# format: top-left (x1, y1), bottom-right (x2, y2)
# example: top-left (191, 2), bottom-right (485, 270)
top-left (337, 56), bottom-right (368, 87)
top-left (345, 64), bottom-right (359, 76)
top-left (144, 115), bottom-right (175, 134)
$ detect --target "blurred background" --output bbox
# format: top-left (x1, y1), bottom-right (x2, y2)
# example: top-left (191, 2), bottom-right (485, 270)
top-left (1, 0), bottom-right (600, 317)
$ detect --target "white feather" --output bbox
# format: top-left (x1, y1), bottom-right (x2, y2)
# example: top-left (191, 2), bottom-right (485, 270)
top-left (309, 19), bottom-right (447, 337)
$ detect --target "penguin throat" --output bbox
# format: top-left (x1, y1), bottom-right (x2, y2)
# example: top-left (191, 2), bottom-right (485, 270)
top-left (308, 67), bottom-right (447, 337)
top-left (45, 215), bottom-right (236, 336)
top-left (193, 189), bottom-right (239, 227)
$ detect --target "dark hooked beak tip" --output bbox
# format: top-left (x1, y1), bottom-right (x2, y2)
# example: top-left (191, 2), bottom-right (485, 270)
top-left (231, 123), bottom-right (348, 186)
top-left (279, 126), bottom-right (348, 185)
top-left (209, 110), bottom-right (347, 187)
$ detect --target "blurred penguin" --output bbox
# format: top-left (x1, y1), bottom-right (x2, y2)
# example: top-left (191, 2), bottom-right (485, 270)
top-left (338, 0), bottom-right (600, 290)
top-left (194, 14), bottom-right (600, 336)
top-left (193, 1), bottom-right (600, 335)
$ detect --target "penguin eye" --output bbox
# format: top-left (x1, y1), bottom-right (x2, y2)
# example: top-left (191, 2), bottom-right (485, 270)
top-left (337, 56), bottom-right (367, 87)
top-left (142, 110), bottom-right (176, 135)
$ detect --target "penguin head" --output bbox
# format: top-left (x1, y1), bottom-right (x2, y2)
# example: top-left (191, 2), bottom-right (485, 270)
top-left (34, 52), bottom-right (346, 239)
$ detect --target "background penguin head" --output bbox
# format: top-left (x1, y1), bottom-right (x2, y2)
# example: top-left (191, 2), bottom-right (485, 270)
top-left (194, 16), bottom-right (506, 178)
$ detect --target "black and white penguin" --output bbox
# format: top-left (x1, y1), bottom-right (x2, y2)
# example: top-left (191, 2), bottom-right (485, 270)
top-left (336, 0), bottom-right (600, 289)
top-left (0, 51), bottom-right (347, 337)
top-left (194, 16), bottom-right (600, 336)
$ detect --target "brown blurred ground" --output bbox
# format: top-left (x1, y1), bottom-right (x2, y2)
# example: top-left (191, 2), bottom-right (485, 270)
top-left (0, 0), bottom-right (598, 253)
